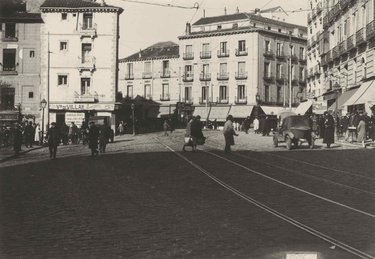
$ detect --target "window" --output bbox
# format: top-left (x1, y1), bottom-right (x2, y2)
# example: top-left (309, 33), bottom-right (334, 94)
top-left (220, 42), bottom-right (227, 54)
top-left (219, 63), bottom-right (227, 75)
top-left (268, 26), bottom-right (271, 30)
top-left (185, 87), bottom-right (192, 101)
top-left (291, 65), bottom-right (295, 79)
top-left (126, 63), bottom-right (133, 78)
top-left (5, 23), bottom-right (16, 39)
top-left (81, 78), bottom-right (90, 95)
top-left (144, 62), bottom-right (151, 73)
top-left (277, 86), bottom-right (282, 103)
top-left (299, 47), bottom-right (305, 59)
top-left (217, 25), bottom-right (222, 30)
top-left (299, 67), bottom-right (305, 80)
top-left (265, 40), bottom-right (271, 52)
top-left (202, 64), bottom-right (209, 75)
top-left (127, 85), bottom-right (133, 98)
top-left (162, 83), bottom-right (169, 99)
top-left (2, 49), bottom-right (16, 71)
top-left (82, 43), bottom-right (92, 63)
top-left (238, 61), bottom-right (246, 75)
top-left (60, 41), bottom-right (68, 51)
top-left (290, 45), bottom-right (295, 55)
top-left (185, 65), bottom-right (193, 77)
top-left (265, 85), bottom-right (270, 102)
top-left (276, 64), bottom-right (282, 78)
top-left (144, 84), bottom-right (151, 99)
top-left (58, 75), bottom-right (68, 86)
top-left (264, 62), bottom-right (270, 77)
top-left (82, 13), bottom-right (93, 29)
top-left (277, 42), bottom-right (282, 56)
top-left (0, 87), bottom-right (15, 110)
top-left (219, 85), bottom-right (227, 101)
top-left (201, 86), bottom-right (207, 101)
top-left (238, 85), bottom-right (245, 99)
top-left (29, 50), bottom-right (35, 58)
top-left (28, 92), bottom-right (34, 98)
top-left (233, 23), bottom-right (238, 29)
top-left (238, 40), bottom-right (246, 51)
top-left (61, 13), bottom-right (67, 20)
top-left (162, 60), bottom-right (169, 76)
top-left (278, 28), bottom-right (282, 33)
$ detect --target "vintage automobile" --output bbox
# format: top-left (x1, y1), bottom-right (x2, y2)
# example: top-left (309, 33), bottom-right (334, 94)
top-left (273, 114), bottom-right (314, 150)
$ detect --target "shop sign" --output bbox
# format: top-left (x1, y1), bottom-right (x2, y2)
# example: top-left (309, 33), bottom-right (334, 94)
top-left (49, 103), bottom-right (115, 111)
top-left (65, 112), bottom-right (85, 126)
top-left (0, 113), bottom-right (19, 121)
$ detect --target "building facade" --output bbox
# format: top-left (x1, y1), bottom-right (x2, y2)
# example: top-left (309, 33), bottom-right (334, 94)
top-left (0, 9), bottom-right (43, 126)
top-left (40, 0), bottom-right (123, 130)
top-left (118, 41), bottom-right (180, 119)
top-left (178, 12), bottom-right (307, 122)
top-left (319, 0), bottom-right (375, 115)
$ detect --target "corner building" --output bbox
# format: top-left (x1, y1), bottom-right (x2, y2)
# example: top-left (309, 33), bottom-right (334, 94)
top-left (40, 0), bottom-right (123, 130)
top-left (319, 0), bottom-right (375, 114)
top-left (179, 12), bottom-right (307, 123)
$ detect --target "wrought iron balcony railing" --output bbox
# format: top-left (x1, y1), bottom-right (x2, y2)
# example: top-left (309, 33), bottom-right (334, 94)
top-left (235, 48), bottom-right (248, 56)
top-left (217, 49), bottom-right (229, 58)
top-left (125, 73), bottom-right (134, 80)
top-left (183, 52), bottom-right (194, 60)
top-left (235, 72), bottom-right (248, 80)
top-left (234, 96), bottom-right (247, 104)
top-left (217, 72), bottom-right (229, 80)
top-left (79, 23), bottom-right (97, 38)
top-left (200, 51), bottom-right (211, 59)
top-left (182, 73), bottom-right (194, 82)
top-left (142, 72), bottom-right (152, 79)
top-left (199, 73), bottom-right (211, 81)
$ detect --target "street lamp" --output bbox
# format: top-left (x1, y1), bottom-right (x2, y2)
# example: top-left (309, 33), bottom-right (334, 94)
top-left (131, 103), bottom-right (135, 136)
top-left (40, 98), bottom-right (47, 144)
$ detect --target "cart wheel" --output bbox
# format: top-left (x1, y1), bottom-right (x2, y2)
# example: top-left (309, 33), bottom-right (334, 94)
top-left (285, 135), bottom-right (292, 150)
top-left (273, 135), bottom-right (278, 147)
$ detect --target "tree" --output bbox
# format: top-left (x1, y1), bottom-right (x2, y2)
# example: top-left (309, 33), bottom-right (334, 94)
top-left (0, 0), bottom-right (26, 15)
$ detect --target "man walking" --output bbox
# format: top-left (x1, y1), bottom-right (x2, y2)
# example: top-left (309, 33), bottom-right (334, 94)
top-left (24, 121), bottom-right (35, 148)
top-left (99, 122), bottom-right (111, 153)
top-left (46, 122), bottom-right (60, 159)
top-left (88, 121), bottom-right (99, 157)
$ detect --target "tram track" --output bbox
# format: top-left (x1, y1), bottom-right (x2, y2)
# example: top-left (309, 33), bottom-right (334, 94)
top-left (154, 137), bottom-right (375, 259)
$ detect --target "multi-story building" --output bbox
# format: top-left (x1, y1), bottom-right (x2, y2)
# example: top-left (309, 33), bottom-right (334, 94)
top-left (320, 0), bottom-right (375, 115)
top-left (178, 11), bottom-right (308, 123)
top-left (307, 0), bottom-right (324, 101)
top-left (40, 0), bottom-right (123, 130)
top-left (0, 4), bottom-right (43, 126)
top-left (118, 41), bottom-right (180, 120)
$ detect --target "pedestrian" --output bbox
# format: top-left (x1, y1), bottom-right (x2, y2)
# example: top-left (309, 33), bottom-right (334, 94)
top-left (88, 121), bottom-right (99, 157)
top-left (323, 111), bottom-right (335, 148)
top-left (3, 126), bottom-right (10, 147)
top-left (223, 115), bottom-right (238, 153)
top-left (46, 122), bottom-right (60, 159)
top-left (253, 116), bottom-right (259, 134)
top-left (99, 122), bottom-right (111, 153)
top-left (24, 121), bottom-right (35, 148)
top-left (118, 121), bottom-right (124, 136)
top-left (182, 116), bottom-right (193, 151)
top-left (190, 115), bottom-right (204, 151)
top-left (34, 123), bottom-right (40, 145)
top-left (244, 117), bottom-right (250, 134)
top-left (13, 123), bottom-right (23, 156)
top-left (163, 119), bottom-right (169, 136)
top-left (357, 115), bottom-right (366, 148)
top-left (213, 119), bottom-right (218, 130)
top-left (341, 113), bottom-right (350, 141)
top-left (169, 119), bottom-right (175, 134)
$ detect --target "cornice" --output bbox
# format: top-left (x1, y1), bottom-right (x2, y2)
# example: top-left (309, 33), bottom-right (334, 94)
top-left (41, 6), bottom-right (123, 13)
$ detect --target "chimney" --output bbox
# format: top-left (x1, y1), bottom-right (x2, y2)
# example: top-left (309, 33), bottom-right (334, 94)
top-left (185, 22), bottom-right (191, 35)
top-left (139, 49), bottom-right (142, 58)
top-left (236, 7), bottom-right (239, 13)
top-left (254, 8), bottom-right (261, 15)
top-left (224, 7), bottom-right (227, 15)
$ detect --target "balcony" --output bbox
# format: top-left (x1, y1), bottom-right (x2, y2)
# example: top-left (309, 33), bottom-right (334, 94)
top-left (321, 54), bottom-right (327, 67)
top-left (217, 97), bottom-right (229, 104)
top-left (323, 15), bottom-right (329, 29)
top-left (314, 65), bottom-right (321, 76)
top-left (182, 97), bottom-right (193, 104)
top-left (332, 45), bottom-right (339, 59)
top-left (217, 72), bottom-right (229, 80)
top-left (299, 56), bottom-right (307, 64)
top-left (339, 40), bottom-right (347, 55)
top-left (235, 48), bottom-right (248, 56)
top-left (347, 34), bottom-right (356, 51)
top-left (307, 13), bottom-right (312, 24)
top-left (235, 72), bottom-right (248, 80)
top-left (160, 70), bottom-right (171, 78)
top-left (144, 94), bottom-right (152, 100)
top-left (263, 50), bottom-right (275, 59)
top-left (142, 72), bottom-right (152, 79)
top-left (332, 4), bottom-right (340, 19)
top-left (78, 23), bottom-right (97, 38)
top-left (340, 0), bottom-right (350, 10)
top-left (2, 35), bottom-right (18, 42)
top-left (200, 51), bottom-right (211, 59)
top-left (276, 75), bottom-right (286, 83)
top-left (291, 55), bottom-right (299, 63)
top-left (183, 52), bottom-right (194, 60)
top-left (125, 73), bottom-right (134, 80)
top-left (366, 20), bottom-right (375, 40)
top-left (292, 77), bottom-right (299, 86)
top-left (311, 35), bottom-right (316, 47)
top-left (276, 51), bottom-right (287, 60)
top-left (199, 73), bottom-right (211, 81)
top-left (74, 91), bottom-right (98, 103)
top-left (235, 96), bottom-right (247, 104)
top-left (78, 56), bottom-right (96, 72)
top-left (356, 28), bottom-right (366, 46)
top-left (263, 74), bottom-right (275, 82)
top-left (316, 3), bottom-right (322, 14)
top-left (199, 97), bottom-right (213, 104)
top-left (326, 50), bottom-right (333, 63)
top-left (160, 94), bottom-right (170, 101)
top-left (182, 73), bottom-right (194, 82)
top-left (217, 49), bottom-right (229, 58)
top-left (0, 67), bottom-right (18, 75)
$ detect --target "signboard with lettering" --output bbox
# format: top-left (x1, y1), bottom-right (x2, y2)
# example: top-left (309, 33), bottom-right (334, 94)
top-left (49, 103), bottom-right (115, 111)
top-left (65, 112), bottom-right (85, 127)
top-left (0, 112), bottom-right (19, 121)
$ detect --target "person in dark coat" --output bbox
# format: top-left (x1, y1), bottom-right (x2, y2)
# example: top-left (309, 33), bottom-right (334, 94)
top-left (88, 121), bottom-right (99, 157)
top-left (243, 117), bottom-right (250, 134)
top-left (163, 119), bottom-right (169, 136)
top-left (99, 123), bottom-right (111, 153)
top-left (24, 121), bottom-right (35, 148)
top-left (46, 122), bottom-right (60, 159)
top-left (13, 123), bottom-right (23, 156)
top-left (323, 111), bottom-right (335, 148)
top-left (223, 115), bottom-right (238, 153)
top-left (341, 113), bottom-right (350, 141)
top-left (190, 115), bottom-right (204, 151)
top-left (259, 115), bottom-right (267, 136)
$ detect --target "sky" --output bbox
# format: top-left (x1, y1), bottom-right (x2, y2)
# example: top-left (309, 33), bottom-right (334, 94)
top-left (105, 0), bottom-right (310, 58)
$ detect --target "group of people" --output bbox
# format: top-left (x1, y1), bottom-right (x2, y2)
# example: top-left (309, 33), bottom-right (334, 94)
top-left (163, 119), bottom-right (175, 136)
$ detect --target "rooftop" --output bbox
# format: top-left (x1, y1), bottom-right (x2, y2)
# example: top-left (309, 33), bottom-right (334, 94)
top-left (120, 41), bottom-right (179, 62)
top-left (40, 0), bottom-right (123, 12)
top-left (0, 12), bottom-right (43, 23)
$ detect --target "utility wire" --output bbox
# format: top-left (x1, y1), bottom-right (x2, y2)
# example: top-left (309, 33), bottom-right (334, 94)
top-left (117, 0), bottom-right (199, 9)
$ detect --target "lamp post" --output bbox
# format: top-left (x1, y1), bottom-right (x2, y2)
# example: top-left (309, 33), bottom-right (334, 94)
top-left (131, 103), bottom-right (135, 136)
top-left (40, 98), bottom-right (47, 144)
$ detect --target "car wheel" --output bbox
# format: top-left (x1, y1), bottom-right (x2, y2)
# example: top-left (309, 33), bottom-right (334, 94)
top-left (285, 135), bottom-right (292, 150)
top-left (273, 135), bottom-right (278, 147)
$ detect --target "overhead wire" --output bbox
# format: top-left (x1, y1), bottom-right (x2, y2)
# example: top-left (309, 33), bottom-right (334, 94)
top-left (117, 0), bottom-right (199, 9)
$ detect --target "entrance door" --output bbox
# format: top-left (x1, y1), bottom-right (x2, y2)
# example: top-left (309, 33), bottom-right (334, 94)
top-left (56, 114), bottom-right (65, 129)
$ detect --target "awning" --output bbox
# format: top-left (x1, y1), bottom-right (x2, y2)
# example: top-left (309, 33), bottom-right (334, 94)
top-left (313, 101), bottom-right (327, 114)
top-left (229, 105), bottom-right (254, 119)
top-left (157, 105), bottom-right (175, 118)
top-left (209, 106), bottom-right (230, 121)
top-left (260, 106), bottom-right (285, 115)
top-left (294, 100), bottom-right (313, 115)
top-left (193, 106), bottom-right (210, 119)
top-left (343, 80), bottom-right (375, 107)
top-left (328, 87), bottom-right (359, 111)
